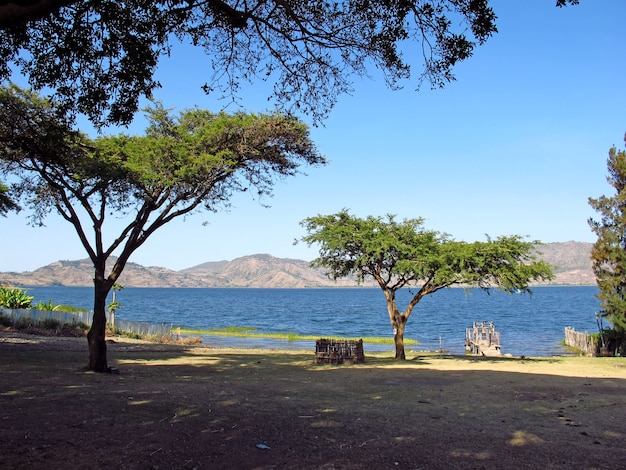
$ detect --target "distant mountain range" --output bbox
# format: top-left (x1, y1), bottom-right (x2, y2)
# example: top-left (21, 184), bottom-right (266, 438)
top-left (0, 242), bottom-right (595, 288)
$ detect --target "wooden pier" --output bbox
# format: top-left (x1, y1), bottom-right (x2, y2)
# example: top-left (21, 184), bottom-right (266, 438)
top-left (465, 321), bottom-right (501, 356)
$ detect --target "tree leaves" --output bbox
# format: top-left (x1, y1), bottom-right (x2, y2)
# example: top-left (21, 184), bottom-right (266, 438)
top-left (588, 134), bottom-right (626, 332)
top-left (0, 84), bottom-right (325, 269)
top-left (299, 209), bottom-right (553, 359)
top-left (0, 1), bottom-right (499, 126)
top-left (300, 209), bottom-right (552, 293)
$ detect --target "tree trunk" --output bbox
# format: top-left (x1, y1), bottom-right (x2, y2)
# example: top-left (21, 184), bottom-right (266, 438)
top-left (393, 316), bottom-right (407, 360)
top-left (87, 277), bottom-right (111, 372)
top-left (383, 290), bottom-right (408, 360)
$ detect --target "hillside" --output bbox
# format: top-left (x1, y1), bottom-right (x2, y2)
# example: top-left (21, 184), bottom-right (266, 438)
top-left (0, 254), bottom-right (369, 288)
top-left (536, 241), bottom-right (595, 285)
top-left (179, 254), bottom-right (366, 288)
top-left (0, 242), bottom-right (595, 288)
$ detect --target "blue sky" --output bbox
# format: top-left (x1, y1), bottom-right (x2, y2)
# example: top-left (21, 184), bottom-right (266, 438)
top-left (2, 0), bottom-right (625, 272)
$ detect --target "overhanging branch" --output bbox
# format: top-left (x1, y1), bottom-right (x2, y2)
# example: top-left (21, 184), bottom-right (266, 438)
top-left (0, 0), bottom-right (78, 28)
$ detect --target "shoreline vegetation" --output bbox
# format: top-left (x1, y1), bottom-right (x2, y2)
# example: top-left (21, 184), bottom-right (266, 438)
top-left (177, 326), bottom-right (417, 346)
top-left (0, 311), bottom-right (416, 349)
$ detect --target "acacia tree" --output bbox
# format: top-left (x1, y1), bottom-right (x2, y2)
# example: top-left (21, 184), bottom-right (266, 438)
top-left (299, 210), bottom-right (553, 359)
top-left (0, 1), bottom-right (506, 127)
top-left (0, 84), bottom-right (325, 372)
top-left (588, 134), bottom-right (626, 354)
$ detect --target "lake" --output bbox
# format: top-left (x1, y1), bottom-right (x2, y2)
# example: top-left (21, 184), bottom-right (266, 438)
top-left (25, 285), bottom-right (601, 356)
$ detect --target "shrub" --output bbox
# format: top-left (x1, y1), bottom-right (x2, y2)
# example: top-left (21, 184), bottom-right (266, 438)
top-left (0, 286), bottom-right (34, 309)
top-left (0, 312), bottom-right (12, 327)
top-left (12, 316), bottom-right (34, 330)
top-left (38, 318), bottom-right (61, 329)
top-left (34, 300), bottom-right (56, 311)
top-left (32, 300), bottom-right (89, 312)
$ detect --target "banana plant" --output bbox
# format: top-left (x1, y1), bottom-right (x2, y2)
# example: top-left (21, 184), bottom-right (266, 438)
top-left (0, 286), bottom-right (34, 309)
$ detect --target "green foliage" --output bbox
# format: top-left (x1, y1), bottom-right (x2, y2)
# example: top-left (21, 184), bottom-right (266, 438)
top-left (205, 326), bottom-right (259, 335)
top-left (0, 86), bottom-right (325, 235)
top-left (300, 210), bottom-right (553, 293)
top-left (31, 300), bottom-right (87, 312)
top-left (299, 209), bottom-right (554, 359)
top-left (0, 180), bottom-right (19, 215)
top-left (0, 86), bottom-right (324, 297)
top-left (33, 300), bottom-right (56, 311)
top-left (0, 86), bottom-right (325, 371)
top-left (177, 327), bottom-right (415, 345)
top-left (588, 134), bottom-right (626, 334)
top-left (589, 328), bottom-right (625, 356)
top-left (0, 1), bottom-right (500, 127)
top-left (54, 305), bottom-right (89, 313)
top-left (0, 285), bottom-right (34, 309)
top-left (107, 284), bottom-right (122, 316)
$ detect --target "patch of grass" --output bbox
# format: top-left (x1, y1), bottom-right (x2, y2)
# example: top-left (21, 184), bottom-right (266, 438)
top-left (53, 305), bottom-right (89, 313)
top-left (175, 326), bottom-right (417, 345)
top-left (209, 326), bottom-right (259, 334)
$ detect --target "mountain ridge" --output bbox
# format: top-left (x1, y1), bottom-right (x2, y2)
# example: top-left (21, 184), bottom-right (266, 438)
top-left (0, 241), bottom-right (595, 288)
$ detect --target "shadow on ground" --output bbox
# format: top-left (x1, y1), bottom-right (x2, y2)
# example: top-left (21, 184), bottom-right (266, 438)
top-left (1, 337), bottom-right (624, 469)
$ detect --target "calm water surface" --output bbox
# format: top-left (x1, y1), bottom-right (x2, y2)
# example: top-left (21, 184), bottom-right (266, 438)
top-left (25, 286), bottom-right (601, 356)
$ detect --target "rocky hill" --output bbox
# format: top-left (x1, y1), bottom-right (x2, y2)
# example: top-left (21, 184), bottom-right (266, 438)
top-left (536, 241), bottom-right (595, 285)
top-left (0, 242), bottom-right (595, 288)
top-left (179, 254), bottom-right (365, 288)
top-left (0, 254), bottom-right (369, 288)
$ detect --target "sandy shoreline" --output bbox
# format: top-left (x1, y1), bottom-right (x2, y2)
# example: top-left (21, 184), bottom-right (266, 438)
top-left (2, 330), bottom-right (625, 378)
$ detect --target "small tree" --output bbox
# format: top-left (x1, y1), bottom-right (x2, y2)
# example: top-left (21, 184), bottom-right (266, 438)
top-left (299, 210), bottom-right (553, 359)
top-left (588, 134), bottom-right (626, 355)
top-left (107, 283), bottom-right (123, 329)
top-left (0, 84), bottom-right (325, 372)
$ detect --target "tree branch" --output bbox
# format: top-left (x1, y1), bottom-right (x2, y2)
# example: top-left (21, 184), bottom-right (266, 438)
top-left (0, 0), bottom-right (78, 28)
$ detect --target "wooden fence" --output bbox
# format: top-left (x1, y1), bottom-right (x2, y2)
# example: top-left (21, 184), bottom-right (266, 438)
top-left (564, 327), bottom-right (598, 356)
top-left (1, 308), bottom-right (172, 338)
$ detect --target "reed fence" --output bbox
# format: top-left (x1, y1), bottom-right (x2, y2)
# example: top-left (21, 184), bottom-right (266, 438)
top-left (1, 308), bottom-right (172, 338)
top-left (564, 326), bottom-right (598, 356)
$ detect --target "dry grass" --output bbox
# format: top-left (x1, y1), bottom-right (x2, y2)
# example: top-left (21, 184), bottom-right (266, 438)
top-left (1, 332), bottom-right (625, 469)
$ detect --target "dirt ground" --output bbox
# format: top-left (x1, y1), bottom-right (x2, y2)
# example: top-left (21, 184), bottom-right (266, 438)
top-left (0, 332), bottom-right (625, 470)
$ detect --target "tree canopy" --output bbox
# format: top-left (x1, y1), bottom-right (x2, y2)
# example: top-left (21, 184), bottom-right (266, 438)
top-left (0, 0), bottom-right (505, 126)
top-left (588, 134), bottom-right (626, 352)
top-left (299, 209), bottom-right (553, 359)
top-left (0, 84), bottom-right (325, 371)
top-left (0, 181), bottom-right (18, 215)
